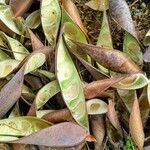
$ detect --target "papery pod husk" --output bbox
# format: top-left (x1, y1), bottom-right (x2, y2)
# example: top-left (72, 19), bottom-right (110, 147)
top-left (0, 47), bottom-right (52, 118)
top-left (117, 89), bottom-right (135, 112)
top-left (65, 38), bottom-right (108, 80)
top-left (96, 11), bottom-right (113, 75)
top-left (0, 35), bottom-right (5, 46)
top-left (22, 84), bottom-right (34, 95)
top-left (24, 52), bottom-right (46, 75)
top-left (86, 99), bottom-right (108, 115)
top-left (0, 49), bottom-right (10, 61)
top-left (123, 32), bottom-right (143, 66)
top-left (56, 36), bottom-right (89, 131)
top-left (36, 110), bottom-right (55, 118)
top-left (0, 117), bottom-right (51, 137)
top-left (61, 0), bottom-right (87, 36)
top-left (113, 73), bottom-right (149, 90)
top-left (0, 3), bottom-right (29, 36)
top-left (13, 17), bottom-right (29, 37)
top-left (35, 80), bottom-right (60, 110)
top-left (26, 10), bottom-right (41, 29)
top-left (97, 11), bottom-right (113, 49)
top-left (85, 0), bottom-right (109, 11)
top-left (0, 31), bottom-right (29, 60)
top-left (35, 70), bottom-right (56, 81)
top-left (0, 0), bottom-right (5, 4)
top-left (0, 136), bottom-right (19, 142)
top-left (41, 0), bottom-right (61, 47)
top-left (63, 13), bottom-right (90, 63)
top-left (0, 59), bottom-right (20, 78)
top-left (62, 7), bottom-right (91, 64)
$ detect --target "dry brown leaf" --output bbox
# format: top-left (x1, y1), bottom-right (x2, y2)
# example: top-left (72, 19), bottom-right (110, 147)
top-left (42, 109), bottom-right (73, 123)
top-left (91, 116), bottom-right (105, 150)
top-left (24, 75), bottom-right (43, 90)
top-left (27, 100), bottom-right (36, 116)
top-left (109, 0), bottom-right (137, 39)
top-left (84, 76), bottom-right (124, 99)
top-left (107, 99), bottom-right (122, 133)
top-left (0, 46), bottom-right (52, 118)
top-left (0, 65), bottom-right (25, 118)
top-left (65, 40), bottom-right (108, 80)
top-left (28, 29), bottom-right (44, 51)
top-left (39, 142), bottom-right (85, 150)
top-left (61, 0), bottom-right (87, 36)
top-left (65, 142), bottom-right (85, 150)
top-left (9, 0), bottom-right (33, 17)
top-left (129, 93), bottom-right (144, 150)
top-left (10, 122), bottom-right (87, 147)
top-left (139, 87), bottom-right (150, 124)
top-left (75, 42), bottom-right (141, 74)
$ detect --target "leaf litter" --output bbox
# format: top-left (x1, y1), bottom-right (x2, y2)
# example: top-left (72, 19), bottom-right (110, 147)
top-left (0, 0), bottom-right (149, 149)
